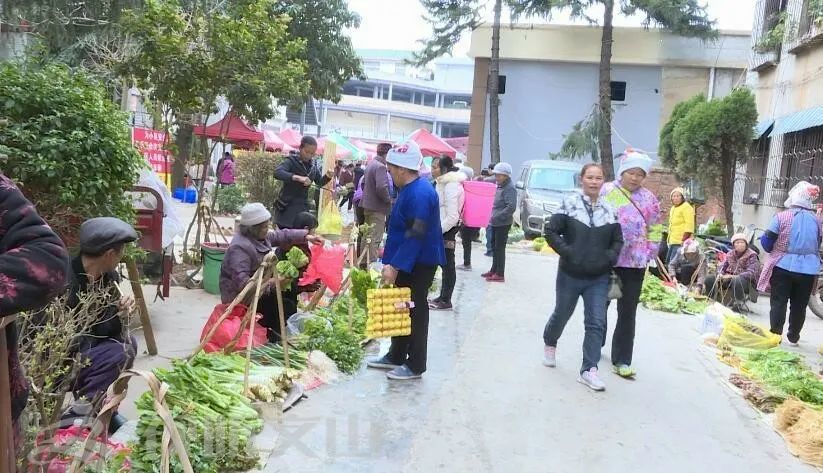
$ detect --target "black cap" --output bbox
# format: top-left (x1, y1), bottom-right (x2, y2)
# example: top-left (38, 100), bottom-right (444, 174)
top-left (79, 217), bottom-right (138, 254)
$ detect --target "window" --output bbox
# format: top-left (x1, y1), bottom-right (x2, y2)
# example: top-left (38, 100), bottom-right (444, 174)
top-left (391, 86), bottom-right (416, 104)
top-left (610, 81), bottom-right (627, 102)
top-left (743, 133), bottom-right (771, 204)
top-left (443, 94), bottom-right (472, 109)
top-left (341, 81), bottom-right (377, 98)
top-left (773, 125), bottom-right (823, 206)
top-left (527, 168), bottom-right (578, 192)
top-left (440, 123), bottom-right (469, 138)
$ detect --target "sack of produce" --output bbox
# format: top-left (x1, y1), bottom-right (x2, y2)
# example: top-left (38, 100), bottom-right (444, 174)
top-left (717, 315), bottom-right (781, 350)
top-left (316, 199), bottom-right (343, 239)
top-left (366, 287), bottom-right (412, 339)
top-left (301, 243), bottom-right (346, 293)
top-left (200, 303), bottom-right (269, 352)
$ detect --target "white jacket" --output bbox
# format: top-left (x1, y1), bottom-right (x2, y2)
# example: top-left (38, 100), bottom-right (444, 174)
top-left (435, 170), bottom-right (466, 233)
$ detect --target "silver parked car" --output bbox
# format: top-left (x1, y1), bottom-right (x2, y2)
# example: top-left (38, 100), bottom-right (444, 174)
top-left (514, 160), bottom-right (581, 238)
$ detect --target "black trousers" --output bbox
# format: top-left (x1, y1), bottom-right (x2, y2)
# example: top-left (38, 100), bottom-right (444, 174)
top-left (489, 225), bottom-right (510, 276)
top-left (769, 266), bottom-right (816, 342)
top-left (439, 227), bottom-right (459, 303)
top-left (339, 190), bottom-right (354, 210)
top-left (387, 264), bottom-right (437, 374)
top-left (355, 205), bottom-right (366, 267)
top-left (259, 289), bottom-right (297, 343)
top-left (460, 226), bottom-right (480, 266)
top-left (605, 267), bottom-right (645, 366)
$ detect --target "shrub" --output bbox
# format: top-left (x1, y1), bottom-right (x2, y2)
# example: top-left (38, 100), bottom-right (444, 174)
top-left (0, 61), bottom-right (145, 245)
top-left (216, 184), bottom-right (246, 215)
top-left (234, 150), bottom-right (284, 210)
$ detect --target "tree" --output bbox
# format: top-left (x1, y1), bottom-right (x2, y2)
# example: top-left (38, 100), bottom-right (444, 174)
top-left (510, 0), bottom-right (716, 180)
top-left (661, 89), bottom-right (757, 235)
top-left (413, 0), bottom-right (504, 165)
top-left (658, 93), bottom-right (705, 172)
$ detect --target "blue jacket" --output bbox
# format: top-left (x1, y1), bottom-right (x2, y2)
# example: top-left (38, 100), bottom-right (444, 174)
top-left (383, 177), bottom-right (445, 273)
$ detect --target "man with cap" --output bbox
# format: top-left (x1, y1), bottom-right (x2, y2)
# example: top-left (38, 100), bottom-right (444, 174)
top-left (359, 142), bottom-right (394, 262)
top-left (482, 162), bottom-right (517, 283)
top-left (274, 136), bottom-right (334, 229)
top-left (367, 141), bottom-right (445, 380)
top-left (62, 217), bottom-right (140, 432)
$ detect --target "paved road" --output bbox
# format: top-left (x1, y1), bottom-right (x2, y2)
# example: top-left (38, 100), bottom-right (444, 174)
top-left (259, 247), bottom-right (819, 473)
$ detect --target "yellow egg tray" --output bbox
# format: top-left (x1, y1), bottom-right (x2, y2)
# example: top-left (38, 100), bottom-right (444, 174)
top-left (365, 287), bottom-right (413, 339)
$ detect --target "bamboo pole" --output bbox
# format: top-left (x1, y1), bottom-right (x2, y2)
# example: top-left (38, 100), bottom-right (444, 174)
top-left (348, 243), bottom-right (355, 330)
top-left (0, 316), bottom-right (16, 473)
top-left (125, 257), bottom-right (158, 355)
top-left (243, 253), bottom-right (273, 393)
top-left (272, 259), bottom-right (290, 369)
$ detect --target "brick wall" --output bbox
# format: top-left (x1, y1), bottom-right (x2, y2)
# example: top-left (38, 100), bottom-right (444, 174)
top-left (644, 167), bottom-right (725, 226)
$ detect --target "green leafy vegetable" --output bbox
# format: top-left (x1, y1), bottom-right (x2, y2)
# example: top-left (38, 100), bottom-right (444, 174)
top-left (737, 348), bottom-right (823, 406)
top-left (350, 268), bottom-right (376, 306)
top-left (276, 260), bottom-right (299, 279)
top-left (286, 246), bottom-right (309, 269)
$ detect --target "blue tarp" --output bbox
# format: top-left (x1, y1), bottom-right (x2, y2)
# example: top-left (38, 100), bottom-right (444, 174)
top-left (770, 105), bottom-right (823, 136)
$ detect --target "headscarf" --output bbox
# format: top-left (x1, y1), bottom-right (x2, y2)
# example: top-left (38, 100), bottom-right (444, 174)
top-left (784, 181), bottom-right (820, 210)
top-left (670, 187), bottom-right (687, 204)
top-left (681, 238), bottom-right (700, 255)
top-left (616, 149), bottom-right (653, 177)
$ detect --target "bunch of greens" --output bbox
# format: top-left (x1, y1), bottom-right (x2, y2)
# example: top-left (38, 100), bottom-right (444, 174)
top-left (533, 237), bottom-right (547, 252)
top-left (276, 246), bottom-right (311, 282)
top-left (297, 295), bottom-right (367, 374)
top-left (350, 268), bottom-right (376, 306)
top-left (190, 352), bottom-right (301, 403)
top-left (738, 348), bottom-right (823, 406)
top-left (640, 275), bottom-right (682, 313)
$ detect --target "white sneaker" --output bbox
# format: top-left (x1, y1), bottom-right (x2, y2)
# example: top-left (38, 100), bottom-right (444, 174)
top-left (543, 346), bottom-right (556, 367)
top-left (578, 367), bottom-right (606, 391)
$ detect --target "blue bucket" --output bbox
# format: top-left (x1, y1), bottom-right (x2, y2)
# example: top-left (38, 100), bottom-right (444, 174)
top-left (172, 188), bottom-right (185, 200)
top-left (183, 188), bottom-right (198, 203)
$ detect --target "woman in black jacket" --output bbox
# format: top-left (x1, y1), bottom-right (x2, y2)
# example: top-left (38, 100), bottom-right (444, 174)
top-left (273, 136), bottom-right (333, 228)
top-left (541, 163), bottom-right (623, 392)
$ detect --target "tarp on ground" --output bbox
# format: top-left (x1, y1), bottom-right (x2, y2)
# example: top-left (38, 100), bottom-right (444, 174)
top-left (407, 128), bottom-right (458, 158)
top-left (193, 114), bottom-right (263, 148)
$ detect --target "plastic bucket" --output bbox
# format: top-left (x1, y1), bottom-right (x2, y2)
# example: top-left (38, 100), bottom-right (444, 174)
top-left (202, 243), bottom-right (228, 295)
top-left (462, 181), bottom-right (496, 228)
top-left (172, 188), bottom-right (185, 200)
top-left (183, 187), bottom-right (198, 203)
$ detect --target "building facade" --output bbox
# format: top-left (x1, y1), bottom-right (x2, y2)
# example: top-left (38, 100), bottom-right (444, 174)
top-left (466, 24), bottom-right (750, 174)
top-left (313, 49), bottom-right (473, 143)
top-left (738, 0), bottom-right (823, 229)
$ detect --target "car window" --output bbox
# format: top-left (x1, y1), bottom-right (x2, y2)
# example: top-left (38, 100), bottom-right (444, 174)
top-left (527, 168), bottom-right (578, 191)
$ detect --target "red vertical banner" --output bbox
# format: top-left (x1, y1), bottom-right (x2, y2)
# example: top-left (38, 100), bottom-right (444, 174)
top-left (133, 127), bottom-right (172, 187)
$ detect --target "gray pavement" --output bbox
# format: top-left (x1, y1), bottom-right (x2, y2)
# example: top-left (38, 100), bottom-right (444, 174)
top-left (124, 241), bottom-right (822, 472)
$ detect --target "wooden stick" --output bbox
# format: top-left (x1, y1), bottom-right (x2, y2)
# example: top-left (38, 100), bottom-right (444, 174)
top-left (348, 243), bottom-right (355, 330)
top-left (243, 253), bottom-right (272, 393)
top-left (0, 316), bottom-right (16, 473)
top-left (126, 257), bottom-right (158, 355)
top-left (272, 257), bottom-right (290, 369)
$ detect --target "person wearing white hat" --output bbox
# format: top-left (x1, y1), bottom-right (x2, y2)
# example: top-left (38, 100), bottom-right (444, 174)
top-left (367, 140), bottom-right (445, 381)
top-left (480, 162), bottom-right (517, 283)
top-left (600, 149), bottom-right (663, 378)
top-left (759, 181), bottom-right (822, 344)
top-left (220, 203), bottom-right (322, 342)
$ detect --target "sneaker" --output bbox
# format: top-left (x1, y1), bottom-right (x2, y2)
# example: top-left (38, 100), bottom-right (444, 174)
top-left (484, 252), bottom-right (493, 257)
top-left (386, 364), bottom-right (422, 380)
top-left (612, 364), bottom-right (636, 379)
top-left (578, 368), bottom-right (606, 391)
top-left (481, 271), bottom-right (493, 278)
top-left (543, 346), bottom-right (556, 367)
top-left (428, 297), bottom-right (442, 305)
top-left (787, 333), bottom-right (800, 345)
top-left (367, 355), bottom-right (401, 370)
top-left (457, 265), bottom-right (472, 271)
top-left (430, 300), bottom-right (453, 311)
top-left (486, 274), bottom-right (505, 283)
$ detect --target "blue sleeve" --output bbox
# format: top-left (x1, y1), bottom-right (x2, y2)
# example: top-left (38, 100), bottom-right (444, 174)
top-left (387, 191), bottom-right (430, 274)
top-left (767, 215), bottom-right (779, 234)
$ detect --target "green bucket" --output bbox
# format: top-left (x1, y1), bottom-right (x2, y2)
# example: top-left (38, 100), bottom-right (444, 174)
top-left (202, 243), bottom-right (228, 295)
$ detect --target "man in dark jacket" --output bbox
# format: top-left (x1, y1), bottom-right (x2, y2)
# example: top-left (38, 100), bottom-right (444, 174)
top-left (0, 174), bottom-right (69, 452)
top-left (62, 217), bottom-right (140, 432)
top-left (360, 143), bottom-right (393, 262)
top-left (482, 162), bottom-right (517, 282)
top-left (274, 136), bottom-right (333, 228)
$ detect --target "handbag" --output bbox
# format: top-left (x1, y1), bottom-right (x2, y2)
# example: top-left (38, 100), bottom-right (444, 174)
top-left (607, 271), bottom-right (623, 300)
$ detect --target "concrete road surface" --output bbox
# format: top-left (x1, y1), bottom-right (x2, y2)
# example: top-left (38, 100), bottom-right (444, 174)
top-left (258, 247), bottom-right (819, 473)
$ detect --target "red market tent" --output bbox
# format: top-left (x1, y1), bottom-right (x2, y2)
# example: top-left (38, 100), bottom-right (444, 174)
top-left (444, 136), bottom-right (468, 155)
top-left (263, 130), bottom-right (295, 153)
top-left (408, 128), bottom-right (457, 158)
top-left (278, 128), bottom-right (303, 149)
top-left (193, 114), bottom-right (263, 148)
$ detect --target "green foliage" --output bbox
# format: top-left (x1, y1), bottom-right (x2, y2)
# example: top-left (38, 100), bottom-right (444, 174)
top-left (659, 94), bottom-right (705, 172)
top-left (298, 297), bottom-right (366, 374)
top-left (234, 151), bottom-right (285, 210)
top-left (273, 0), bottom-right (364, 102)
top-left (812, 0), bottom-right (823, 25)
top-left (216, 185), bottom-right (245, 215)
top-left (0, 61), bottom-right (144, 241)
top-left (755, 11), bottom-right (787, 53)
top-left (705, 220), bottom-right (726, 236)
top-left (738, 348), bottom-right (823, 406)
top-left (413, 0), bottom-right (483, 66)
top-left (548, 106), bottom-right (604, 162)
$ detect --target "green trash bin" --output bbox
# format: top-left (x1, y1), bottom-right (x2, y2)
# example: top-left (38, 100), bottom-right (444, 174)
top-left (202, 243), bottom-right (228, 295)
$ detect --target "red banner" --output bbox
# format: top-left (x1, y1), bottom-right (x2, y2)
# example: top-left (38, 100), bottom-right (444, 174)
top-left (133, 127), bottom-right (171, 185)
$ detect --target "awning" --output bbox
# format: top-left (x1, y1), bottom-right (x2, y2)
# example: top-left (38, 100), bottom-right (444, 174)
top-left (754, 118), bottom-right (774, 139)
top-left (770, 105), bottom-right (823, 136)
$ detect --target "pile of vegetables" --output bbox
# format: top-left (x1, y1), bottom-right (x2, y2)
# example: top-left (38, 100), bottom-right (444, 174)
top-left (191, 351), bottom-right (300, 403)
top-left (639, 274), bottom-right (708, 314)
top-left (296, 294), bottom-right (366, 374)
top-left (365, 287), bottom-right (412, 339)
top-left (737, 348), bottom-right (823, 406)
top-left (350, 267), bottom-right (377, 306)
top-left (276, 246), bottom-right (310, 283)
top-left (532, 237), bottom-right (547, 252)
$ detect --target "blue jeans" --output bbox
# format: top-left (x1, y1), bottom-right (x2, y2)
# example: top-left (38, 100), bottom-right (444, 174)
top-left (666, 244), bottom-right (681, 264)
top-left (485, 224), bottom-right (494, 254)
top-left (543, 270), bottom-right (609, 373)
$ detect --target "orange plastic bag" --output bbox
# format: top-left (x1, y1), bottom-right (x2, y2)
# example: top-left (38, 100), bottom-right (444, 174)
top-left (301, 243), bottom-right (346, 294)
top-left (200, 303), bottom-right (268, 353)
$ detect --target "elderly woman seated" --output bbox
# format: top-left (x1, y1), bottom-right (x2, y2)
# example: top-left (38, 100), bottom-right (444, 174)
top-left (704, 233), bottom-right (760, 312)
top-left (220, 203), bottom-right (320, 342)
top-left (667, 238), bottom-right (706, 292)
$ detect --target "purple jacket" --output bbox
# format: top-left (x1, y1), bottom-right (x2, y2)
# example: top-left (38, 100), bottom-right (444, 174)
top-left (720, 248), bottom-right (760, 282)
top-left (219, 228), bottom-right (307, 303)
top-left (219, 158), bottom-right (235, 185)
top-left (360, 157), bottom-right (392, 214)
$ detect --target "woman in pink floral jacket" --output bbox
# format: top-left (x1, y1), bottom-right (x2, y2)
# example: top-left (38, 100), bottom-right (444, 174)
top-left (601, 151), bottom-right (663, 379)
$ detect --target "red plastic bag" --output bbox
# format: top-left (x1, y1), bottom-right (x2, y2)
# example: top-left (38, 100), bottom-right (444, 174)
top-left (30, 425), bottom-right (131, 472)
top-left (300, 243), bottom-right (346, 294)
top-left (200, 303), bottom-right (268, 353)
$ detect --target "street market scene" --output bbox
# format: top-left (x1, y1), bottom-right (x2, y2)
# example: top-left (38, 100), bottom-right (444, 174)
top-left (1, 0), bottom-right (823, 471)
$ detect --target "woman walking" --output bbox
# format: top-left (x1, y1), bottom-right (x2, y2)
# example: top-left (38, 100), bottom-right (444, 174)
top-left (482, 163), bottom-right (517, 283)
top-left (666, 187), bottom-right (694, 263)
top-left (430, 156), bottom-right (466, 310)
top-left (759, 181), bottom-right (821, 344)
top-left (542, 164), bottom-right (623, 391)
top-left (601, 150), bottom-right (662, 378)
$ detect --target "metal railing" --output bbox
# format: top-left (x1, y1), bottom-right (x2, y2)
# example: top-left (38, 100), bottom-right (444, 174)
top-left (751, 0), bottom-right (785, 70)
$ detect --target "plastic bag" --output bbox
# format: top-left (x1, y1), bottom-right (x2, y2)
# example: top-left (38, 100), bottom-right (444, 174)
top-left (300, 243), bottom-right (346, 294)
top-left (286, 311), bottom-right (331, 337)
top-left (717, 315), bottom-right (781, 350)
top-left (316, 199), bottom-right (342, 238)
top-left (200, 303), bottom-right (269, 353)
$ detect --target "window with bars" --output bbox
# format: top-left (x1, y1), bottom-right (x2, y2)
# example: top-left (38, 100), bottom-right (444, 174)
top-left (768, 125), bottom-right (823, 206)
top-left (743, 134), bottom-right (771, 204)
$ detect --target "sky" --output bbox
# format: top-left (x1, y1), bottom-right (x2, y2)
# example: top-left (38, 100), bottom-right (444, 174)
top-left (346, 0), bottom-right (755, 58)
